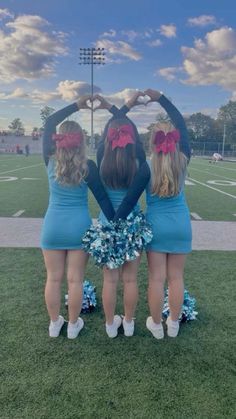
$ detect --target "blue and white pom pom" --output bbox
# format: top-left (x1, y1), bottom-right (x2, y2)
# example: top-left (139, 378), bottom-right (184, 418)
top-left (162, 289), bottom-right (198, 322)
top-left (82, 209), bottom-right (153, 269)
top-left (65, 280), bottom-right (96, 313)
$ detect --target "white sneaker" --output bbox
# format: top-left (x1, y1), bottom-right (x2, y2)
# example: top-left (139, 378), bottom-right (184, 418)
top-left (146, 316), bottom-right (164, 339)
top-left (106, 315), bottom-right (122, 338)
top-left (49, 315), bottom-right (64, 338)
top-left (166, 317), bottom-right (180, 338)
top-left (67, 317), bottom-right (84, 339)
top-left (122, 317), bottom-right (135, 337)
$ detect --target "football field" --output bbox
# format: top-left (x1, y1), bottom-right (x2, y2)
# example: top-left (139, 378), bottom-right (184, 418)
top-left (1, 153), bottom-right (236, 418)
top-left (0, 154), bottom-right (236, 220)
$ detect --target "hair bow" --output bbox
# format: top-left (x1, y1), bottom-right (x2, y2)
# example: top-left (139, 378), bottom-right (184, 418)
top-left (52, 133), bottom-right (83, 149)
top-left (107, 125), bottom-right (135, 150)
top-left (153, 129), bottom-right (180, 154)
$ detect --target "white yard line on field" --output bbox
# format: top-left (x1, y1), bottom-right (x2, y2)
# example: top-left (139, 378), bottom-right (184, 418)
top-left (0, 163), bottom-right (43, 175)
top-left (13, 210), bottom-right (25, 217)
top-left (191, 212), bottom-right (202, 220)
top-left (189, 167), bottom-right (236, 182)
top-left (188, 177), bottom-right (236, 199)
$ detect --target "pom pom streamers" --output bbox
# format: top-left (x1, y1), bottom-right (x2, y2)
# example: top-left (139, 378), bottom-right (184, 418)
top-left (82, 210), bottom-right (153, 269)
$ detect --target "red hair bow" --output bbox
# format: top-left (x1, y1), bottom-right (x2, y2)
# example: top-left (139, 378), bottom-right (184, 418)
top-left (153, 129), bottom-right (180, 154)
top-left (52, 133), bottom-right (83, 149)
top-left (107, 125), bottom-right (135, 150)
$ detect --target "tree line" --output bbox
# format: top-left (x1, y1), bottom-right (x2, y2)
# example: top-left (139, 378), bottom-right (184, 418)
top-left (6, 100), bottom-right (236, 149)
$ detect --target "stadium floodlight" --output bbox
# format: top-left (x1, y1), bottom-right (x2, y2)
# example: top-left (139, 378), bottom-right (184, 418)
top-left (79, 48), bottom-right (106, 149)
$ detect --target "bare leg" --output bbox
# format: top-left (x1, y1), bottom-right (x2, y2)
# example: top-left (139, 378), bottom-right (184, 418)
top-left (122, 256), bottom-right (140, 322)
top-left (43, 250), bottom-right (66, 321)
top-left (102, 267), bottom-right (120, 325)
top-left (66, 250), bottom-right (89, 323)
top-left (147, 252), bottom-right (167, 324)
top-left (167, 254), bottom-right (186, 321)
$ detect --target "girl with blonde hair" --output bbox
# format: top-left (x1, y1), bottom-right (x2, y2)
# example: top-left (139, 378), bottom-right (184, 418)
top-left (41, 96), bottom-right (115, 339)
top-left (144, 89), bottom-right (192, 339)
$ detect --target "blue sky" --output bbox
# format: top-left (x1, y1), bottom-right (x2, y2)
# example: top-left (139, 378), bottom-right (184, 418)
top-left (0, 0), bottom-right (236, 133)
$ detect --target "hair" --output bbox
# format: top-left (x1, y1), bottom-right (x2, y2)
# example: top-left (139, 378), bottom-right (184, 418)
top-left (54, 120), bottom-right (88, 186)
top-left (100, 118), bottom-right (137, 188)
top-left (150, 123), bottom-right (187, 197)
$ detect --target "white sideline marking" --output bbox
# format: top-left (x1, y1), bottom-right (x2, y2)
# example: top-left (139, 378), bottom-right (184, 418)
top-left (191, 212), bottom-right (202, 220)
top-left (22, 177), bottom-right (40, 180)
top-left (13, 210), bottom-right (25, 217)
top-left (188, 177), bottom-right (236, 199)
top-left (0, 163), bottom-right (43, 175)
top-left (185, 179), bottom-right (195, 185)
top-left (0, 176), bottom-right (18, 182)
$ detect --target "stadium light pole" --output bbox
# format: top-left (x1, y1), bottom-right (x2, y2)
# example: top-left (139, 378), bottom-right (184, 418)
top-left (79, 47), bottom-right (105, 149)
top-left (222, 123), bottom-right (226, 158)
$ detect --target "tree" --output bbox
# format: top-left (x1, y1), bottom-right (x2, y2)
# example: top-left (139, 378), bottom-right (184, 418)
top-left (40, 106), bottom-right (55, 128)
top-left (217, 101), bottom-right (236, 143)
top-left (185, 113), bottom-right (216, 141)
top-left (31, 127), bottom-right (40, 140)
top-left (8, 118), bottom-right (25, 136)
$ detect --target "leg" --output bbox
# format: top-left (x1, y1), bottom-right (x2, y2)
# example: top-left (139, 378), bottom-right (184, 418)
top-left (147, 251), bottom-right (167, 324)
top-left (66, 250), bottom-right (89, 323)
top-left (122, 256), bottom-right (140, 322)
top-left (167, 254), bottom-right (186, 321)
top-left (43, 250), bottom-right (66, 321)
top-left (102, 267), bottom-right (120, 325)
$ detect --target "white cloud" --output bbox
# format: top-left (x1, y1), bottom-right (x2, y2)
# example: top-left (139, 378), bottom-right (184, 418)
top-left (0, 80), bottom-right (101, 103)
top-left (100, 29), bottom-right (116, 38)
top-left (181, 27), bottom-right (236, 90)
top-left (121, 30), bottom-right (140, 42)
top-left (147, 39), bottom-right (162, 47)
top-left (231, 91), bottom-right (236, 101)
top-left (158, 67), bottom-right (180, 81)
top-left (96, 39), bottom-right (142, 61)
top-left (160, 24), bottom-right (177, 38)
top-left (57, 80), bottom-right (101, 101)
top-left (0, 8), bottom-right (14, 19)
top-left (188, 15), bottom-right (216, 27)
top-left (0, 12), bottom-right (68, 83)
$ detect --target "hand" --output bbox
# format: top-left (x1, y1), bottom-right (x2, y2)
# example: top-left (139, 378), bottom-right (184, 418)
top-left (143, 89), bottom-right (162, 103)
top-left (93, 94), bottom-right (113, 111)
top-left (76, 95), bottom-right (93, 110)
top-left (126, 91), bottom-right (146, 109)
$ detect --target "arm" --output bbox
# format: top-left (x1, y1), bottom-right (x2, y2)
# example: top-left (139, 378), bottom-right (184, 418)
top-left (113, 162), bottom-right (151, 221)
top-left (86, 160), bottom-right (115, 221)
top-left (144, 89), bottom-right (191, 160)
top-left (43, 103), bottom-right (78, 166)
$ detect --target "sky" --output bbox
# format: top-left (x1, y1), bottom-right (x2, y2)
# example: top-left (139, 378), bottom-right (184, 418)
top-left (0, 0), bottom-right (236, 134)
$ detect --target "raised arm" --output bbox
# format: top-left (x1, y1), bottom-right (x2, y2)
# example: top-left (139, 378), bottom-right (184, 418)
top-left (43, 95), bottom-right (92, 166)
top-left (85, 160), bottom-right (115, 221)
top-left (144, 89), bottom-right (191, 160)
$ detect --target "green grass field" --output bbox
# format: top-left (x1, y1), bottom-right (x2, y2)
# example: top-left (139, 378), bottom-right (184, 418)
top-left (1, 249), bottom-right (236, 419)
top-left (0, 154), bottom-right (236, 220)
top-left (1, 154), bottom-right (236, 418)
